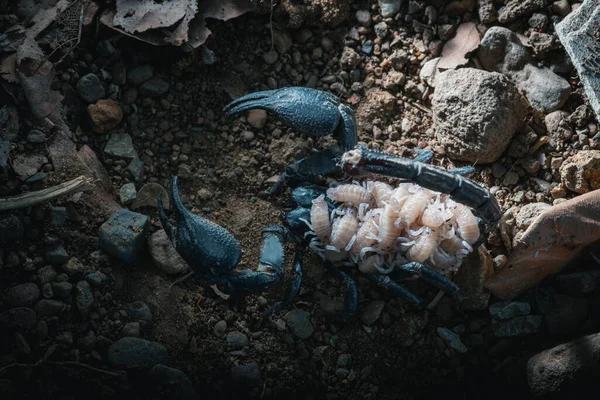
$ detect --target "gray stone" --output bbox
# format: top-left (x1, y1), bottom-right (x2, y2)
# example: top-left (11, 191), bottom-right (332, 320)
top-left (432, 68), bottom-right (527, 163)
top-left (0, 307), bottom-right (37, 329)
top-left (5, 283), bottom-right (40, 307)
top-left (52, 281), bottom-right (73, 299)
top-left (527, 331), bottom-right (600, 396)
top-left (50, 207), bottom-right (68, 227)
top-left (139, 78), bottom-right (169, 97)
top-left (121, 301), bottom-right (153, 324)
top-left (336, 353), bottom-right (352, 369)
top-left (127, 65), bottom-right (154, 86)
top-left (122, 321), bottom-right (141, 337)
top-left (498, 0), bottom-right (546, 23)
top-left (226, 331), bottom-right (249, 350)
top-left (127, 157), bottom-right (144, 182)
top-left (213, 320), bottom-right (227, 337)
top-left (379, 0), bottom-right (402, 18)
top-left (104, 133), bottom-right (138, 160)
top-left (478, 26), bottom-right (571, 113)
top-left (0, 215), bottom-right (23, 241)
top-left (148, 229), bottom-right (189, 275)
top-left (231, 362), bottom-right (261, 387)
top-left (45, 246), bottom-right (69, 265)
top-left (148, 364), bottom-right (199, 400)
top-left (119, 182), bottom-right (137, 205)
top-left (360, 300), bottom-right (385, 325)
top-left (85, 271), bottom-right (107, 287)
top-left (26, 129), bottom-right (45, 144)
top-left (75, 280), bottom-right (94, 320)
top-left (12, 154), bottom-right (48, 180)
top-left (108, 337), bottom-right (169, 369)
top-left (492, 315), bottom-right (543, 337)
top-left (489, 301), bottom-right (531, 320)
top-left (437, 327), bottom-right (468, 353)
top-left (131, 183), bottom-right (169, 210)
top-left (99, 210), bottom-right (149, 263)
top-left (37, 266), bottom-right (57, 284)
top-left (283, 309), bottom-right (313, 339)
top-left (556, 0), bottom-right (600, 119)
top-left (35, 299), bottom-right (65, 317)
top-left (62, 257), bottom-right (86, 275)
top-left (41, 283), bottom-right (53, 299)
top-left (76, 73), bottom-right (105, 103)
top-left (356, 10), bottom-right (371, 26)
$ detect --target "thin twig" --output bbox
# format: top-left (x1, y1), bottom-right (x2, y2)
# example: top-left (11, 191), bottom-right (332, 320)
top-left (0, 175), bottom-right (93, 211)
top-left (426, 290), bottom-right (445, 310)
top-left (0, 360), bottom-right (123, 377)
top-left (405, 100), bottom-right (432, 115)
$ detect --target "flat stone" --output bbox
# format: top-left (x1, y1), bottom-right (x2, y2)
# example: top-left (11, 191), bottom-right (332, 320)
top-left (131, 183), bottom-right (169, 210)
top-left (527, 331), bottom-right (600, 396)
top-left (492, 315), bottom-right (543, 337)
top-left (121, 301), bottom-right (153, 324)
top-left (108, 337), bottom-right (169, 370)
top-left (98, 210), bottom-right (150, 263)
top-left (34, 299), bottom-right (65, 317)
top-left (148, 229), bottom-right (189, 275)
top-left (556, 0), bottom-right (600, 119)
top-left (148, 364), bottom-right (199, 399)
top-left (104, 133), bottom-right (138, 160)
top-left (139, 78), bottom-right (169, 97)
top-left (12, 154), bottom-right (48, 180)
top-left (489, 301), bottom-right (531, 320)
top-left (127, 65), bottom-right (154, 86)
top-left (127, 157), bottom-right (144, 182)
top-left (437, 327), bottom-right (468, 354)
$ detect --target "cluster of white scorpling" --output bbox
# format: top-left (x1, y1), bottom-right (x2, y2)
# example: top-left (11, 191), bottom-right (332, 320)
top-left (301, 181), bottom-right (480, 275)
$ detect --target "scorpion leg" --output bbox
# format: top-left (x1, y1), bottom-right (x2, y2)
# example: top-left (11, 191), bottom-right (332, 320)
top-left (260, 248), bottom-right (305, 321)
top-left (341, 145), bottom-right (502, 224)
top-left (367, 274), bottom-right (421, 307)
top-left (391, 262), bottom-right (459, 295)
top-left (411, 148), bottom-right (475, 176)
top-left (324, 261), bottom-right (358, 317)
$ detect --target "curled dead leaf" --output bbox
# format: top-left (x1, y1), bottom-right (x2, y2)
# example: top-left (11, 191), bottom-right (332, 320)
top-left (485, 190), bottom-right (600, 300)
top-left (437, 22), bottom-right (481, 71)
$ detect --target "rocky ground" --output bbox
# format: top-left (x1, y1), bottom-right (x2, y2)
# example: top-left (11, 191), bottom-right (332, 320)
top-left (1, 0), bottom-right (600, 399)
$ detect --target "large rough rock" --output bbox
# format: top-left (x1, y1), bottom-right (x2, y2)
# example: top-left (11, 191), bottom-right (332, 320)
top-left (432, 68), bottom-right (527, 163)
top-left (498, 0), bottom-right (546, 23)
top-left (559, 150), bottom-right (600, 194)
top-left (527, 331), bottom-right (600, 397)
top-left (556, 0), bottom-right (600, 120)
top-left (478, 26), bottom-right (571, 113)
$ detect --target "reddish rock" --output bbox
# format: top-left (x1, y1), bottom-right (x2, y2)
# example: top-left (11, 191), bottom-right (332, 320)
top-left (87, 99), bottom-right (123, 133)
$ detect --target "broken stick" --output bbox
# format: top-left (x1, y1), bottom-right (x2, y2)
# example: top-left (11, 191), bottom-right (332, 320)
top-left (0, 175), bottom-right (94, 211)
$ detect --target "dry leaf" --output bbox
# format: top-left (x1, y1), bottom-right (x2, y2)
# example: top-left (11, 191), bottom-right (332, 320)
top-left (165, 0), bottom-right (199, 45)
top-left (437, 22), bottom-right (481, 71)
top-left (484, 190), bottom-right (600, 300)
top-left (26, 0), bottom-right (72, 39)
top-left (114, 0), bottom-right (191, 34)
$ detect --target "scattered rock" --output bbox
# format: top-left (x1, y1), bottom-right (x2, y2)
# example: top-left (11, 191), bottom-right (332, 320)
top-left (35, 299), bottom-right (65, 317)
top-left (283, 309), bottom-right (313, 339)
top-left (12, 154), bottom-right (48, 180)
top-left (87, 99), bottom-right (123, 133)
top-left (98, 209), bottom-right (150, 263)
top-left (560, 150), bottom-right (600, 194)
top-left (148, 229), bottom-right (189, 275)
top-left (437, 327), bottom-right (468, 354)
top-left (231, 362), bottom-right (262, 387)
top-left (498, 0), bottom-right (546, 23)
top-left (489, 301), bottom-right (531, 320)
top-left (52, 281), bottom-right (72, 299)
top-left (62, 257), bottom-right (86, 275)
top-left (85, 271), bottom-right (107, 287)
top-left (5, 283), bottom-right (40, 307)
top-left (432, 68), bottom-right (527, 163)
top-left (529, 330), bottom-right (599, 398)
top-left (127, 157), bottom-right (144, 182)
top-left (122, 321), bottom-right (141, 337)
top-left (360, 300), bottom-right (385, 325)
top-left (75, 280), bottom-right (94, 320)
top-left (545, 110), bottom-right (573, 148)
top-left (340, 46), bottom-right (361, 70)
top-left (247, 109), bottom-right (267, 129)
top-left (108, 337), bottom-right (169, 369)
top-left (131, 182), bottom-right (169, 210)
top-left (356, 88), bottom-right (396, 133)
top-left (478, 26), bottom-right (571, 113)
top-left (213, 320), bottom-right (227, 337)
top-left (76, 73), bottom-right (105, 103)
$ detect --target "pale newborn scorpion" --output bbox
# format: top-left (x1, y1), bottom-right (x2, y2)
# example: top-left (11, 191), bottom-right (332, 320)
top-left (158, 87), bottom-right (502, 322)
